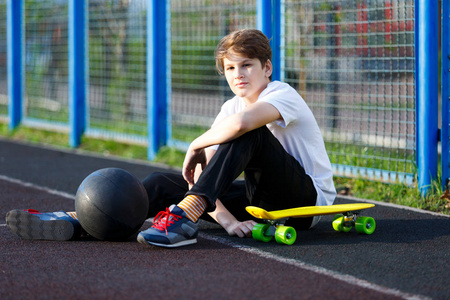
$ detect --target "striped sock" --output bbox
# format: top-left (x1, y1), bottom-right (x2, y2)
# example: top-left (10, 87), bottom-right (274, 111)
top-left (177, 195), bottom-right (207, 222)
top-left (67, 211), bottom-right (78, 220)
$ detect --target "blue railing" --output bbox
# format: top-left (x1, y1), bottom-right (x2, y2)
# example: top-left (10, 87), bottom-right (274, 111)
top-left (441, 0), bottom-right (450, 192)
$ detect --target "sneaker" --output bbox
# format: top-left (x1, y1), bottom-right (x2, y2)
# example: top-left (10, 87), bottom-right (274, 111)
top-left (6, 209), bottom-right (83, 241)
top-left (137, 205), bottom-right (198, 248)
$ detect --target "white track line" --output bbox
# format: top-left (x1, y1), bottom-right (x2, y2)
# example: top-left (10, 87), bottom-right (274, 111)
top-left (0, 175), bottom-right (435, 299)
top-left (199, 232), bottom-right (430, 300)
top-left (0, 175), bottom-right (75, 200)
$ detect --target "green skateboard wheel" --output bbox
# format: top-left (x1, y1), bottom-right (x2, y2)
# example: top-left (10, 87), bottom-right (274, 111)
top-left (274, 226), bottom-right (297, 245)
top-left (355, 216), bottom-right (376, 235)
top-left (332, 214), bottom-right (352, 232)
top-left (252, 223), bottom-right (273, 242)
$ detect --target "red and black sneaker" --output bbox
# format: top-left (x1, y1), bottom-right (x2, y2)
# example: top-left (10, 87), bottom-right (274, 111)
top-left (6, 209), bottom-right (83, 241)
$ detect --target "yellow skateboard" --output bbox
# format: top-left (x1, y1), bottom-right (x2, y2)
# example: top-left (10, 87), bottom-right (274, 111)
top-left (246, 203), bottom-right (376, 245)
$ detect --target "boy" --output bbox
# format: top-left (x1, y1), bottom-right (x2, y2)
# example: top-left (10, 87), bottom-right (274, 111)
top-left (6, 29), bottom-right (335, 247)
top-left (136, 29), bottom-right (336, 248)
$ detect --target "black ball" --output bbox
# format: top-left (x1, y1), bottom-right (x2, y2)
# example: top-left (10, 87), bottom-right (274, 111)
top-left (75, 168), bottom-right (149, 241)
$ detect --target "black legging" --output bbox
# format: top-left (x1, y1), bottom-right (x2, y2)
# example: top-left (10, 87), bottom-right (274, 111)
top-left (142, 126), bottom-right (317, 229)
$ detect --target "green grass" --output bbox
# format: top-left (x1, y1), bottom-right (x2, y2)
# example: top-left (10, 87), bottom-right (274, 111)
top-left (334, 177), bottom-right (448, 213)
top-left (1, 121), bottom-right (448, 215)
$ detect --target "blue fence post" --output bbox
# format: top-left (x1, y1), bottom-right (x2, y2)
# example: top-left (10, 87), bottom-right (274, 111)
top-left (257, 0), bottom-right (283, 81)
top-left (68, 0), bottom-right (86, 148)
top-left (7, 0), bottom-right (23, 131)
top-left (415, 0), bottom-right (439, 195)
top-left (147, 0), bottom-right (170, 160)
top-left (442, 0), bottom-right (450, 191)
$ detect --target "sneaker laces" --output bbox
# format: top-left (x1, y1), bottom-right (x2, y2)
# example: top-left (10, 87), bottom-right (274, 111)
top-left (151, 207), bottom-right (182, 235)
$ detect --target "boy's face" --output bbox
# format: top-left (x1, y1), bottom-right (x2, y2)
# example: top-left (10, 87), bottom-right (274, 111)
top-left (223, 53), bottom-right (272, 104)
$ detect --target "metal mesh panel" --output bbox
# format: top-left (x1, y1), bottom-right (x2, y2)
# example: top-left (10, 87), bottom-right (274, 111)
top-left (284, 0), bottom-right (416, 183)
top-left (87, 0), bottom-right (147, 143)
top-left (170, 0), bottom-right (256, 147)
top-left (0, 0), bottom-right (6, 117)
top-left (24, 0), bottom-right (69, 125)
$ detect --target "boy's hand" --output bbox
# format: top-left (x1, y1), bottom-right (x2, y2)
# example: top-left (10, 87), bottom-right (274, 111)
top-left (183, 147), bottom-right (206, 185)
top-left (225, 220), bottom-right (258, 238)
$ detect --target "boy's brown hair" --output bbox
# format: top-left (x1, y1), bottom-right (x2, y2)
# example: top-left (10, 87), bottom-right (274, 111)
top-left (215, 29), bottom-right (272, 79)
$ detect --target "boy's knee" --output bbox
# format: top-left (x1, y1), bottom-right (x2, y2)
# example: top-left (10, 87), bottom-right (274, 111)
top-left (142, 172), bottom-right (186, 218)
top-left (141, 172), bottom-right (186, 198)
top-left (142, 172), bottom-right (175, 198)
top-left (222, 126), bottom-right (269, 150)
top-left (142, 172), bottom-right (167, 189)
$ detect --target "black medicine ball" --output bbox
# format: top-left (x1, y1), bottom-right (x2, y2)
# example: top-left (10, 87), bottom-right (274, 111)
top-left (75, 168), bottom-right (149, 241)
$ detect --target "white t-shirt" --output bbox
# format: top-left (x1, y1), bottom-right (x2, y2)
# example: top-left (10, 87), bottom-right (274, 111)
top-left (209, 81), bottom-right (336, 207)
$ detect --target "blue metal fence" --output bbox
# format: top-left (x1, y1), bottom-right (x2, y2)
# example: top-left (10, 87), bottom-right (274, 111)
top-left (69, 0), bottom-right (86, 147)
top-left (0, 0), bottom-right (444, 194)
top-left (415, 0), bottom-right (439, 194)
top-left (442, 0), bottom-right (450, 191)
top-left (147, 0), bottom-right (169, 159)
top-left (0, 1), bottom-right (5, 118)
top-left (6, 0), bottom-right (22, 130)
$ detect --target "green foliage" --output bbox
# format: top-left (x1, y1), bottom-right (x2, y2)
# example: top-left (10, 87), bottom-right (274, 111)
top-left (79, 136), bottom-right (148, 160)
top-left (172, 124), bottom-right (208, 143)
top-left (153, 146), bottom-right (185, 167)
top-left (0, 122), bottom-right (9, 136)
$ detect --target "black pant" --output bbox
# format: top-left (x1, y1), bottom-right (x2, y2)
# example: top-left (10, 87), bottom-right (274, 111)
top-left (142, 127), bottom-right (317, 229)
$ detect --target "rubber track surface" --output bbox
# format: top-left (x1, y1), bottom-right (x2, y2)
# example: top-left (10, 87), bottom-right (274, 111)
top-left (1, 138), bottom-right (449, 299)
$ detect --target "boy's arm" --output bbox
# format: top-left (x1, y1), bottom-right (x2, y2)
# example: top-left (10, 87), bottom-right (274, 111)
top-left (183, 101), bottom-right (281, 185)
top-left (189, 147), bottom-right (216, 189)
top-left (193, 101), bottom-right (280, 150)
top-left (208, 199), bottom-right (257, 238)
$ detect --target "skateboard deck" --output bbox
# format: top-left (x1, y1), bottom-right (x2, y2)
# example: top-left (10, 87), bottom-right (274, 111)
top-left (246, 203), bottom-right (376, 245)
top-left (246, 203), bottom-right (375, 220)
